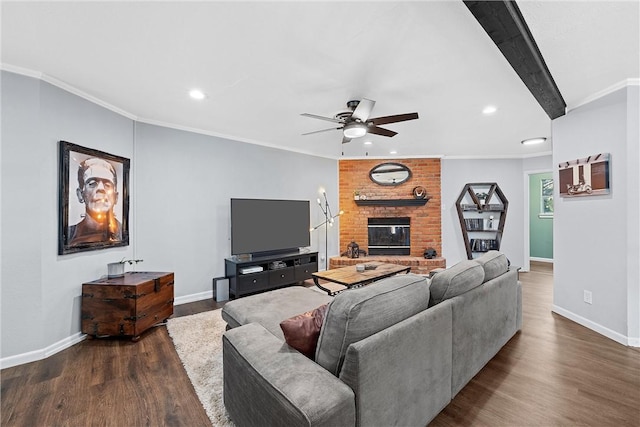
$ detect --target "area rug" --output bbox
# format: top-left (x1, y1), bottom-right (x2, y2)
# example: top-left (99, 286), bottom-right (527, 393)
top-left (166, 309), bottom-right (234, 427)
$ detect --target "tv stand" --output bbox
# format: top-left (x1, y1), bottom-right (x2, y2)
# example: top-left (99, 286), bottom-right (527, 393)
top-left (225, 251), bottom-right (318, 298)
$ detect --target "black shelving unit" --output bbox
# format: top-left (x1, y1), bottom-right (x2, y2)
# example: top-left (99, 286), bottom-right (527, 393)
top-left (455, 183), bottom-right (508, 260)
top-left (224, 252), bottom-right (318, 298)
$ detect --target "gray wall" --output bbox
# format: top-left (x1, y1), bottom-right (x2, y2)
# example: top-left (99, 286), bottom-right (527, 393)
top-left (442, 158), bottom-right (528, 269)
top-left (1, 71), bottom-right (338, 366)
top-left (2, 70), bottom-right (636, 367)
top-left (552, 86), bottom-right (639, 345)
top-left (1, 72), bottom-right (135, 363)
top-left (133, 123), bottom-right (338, 300)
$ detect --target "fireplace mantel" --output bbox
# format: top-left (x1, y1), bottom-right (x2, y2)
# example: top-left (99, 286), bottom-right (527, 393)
top-left (354, 198), bottom-right (430, 207)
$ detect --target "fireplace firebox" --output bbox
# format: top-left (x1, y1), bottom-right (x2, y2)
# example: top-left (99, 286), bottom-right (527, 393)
top-left (367, 217), bottom-right (410, 255)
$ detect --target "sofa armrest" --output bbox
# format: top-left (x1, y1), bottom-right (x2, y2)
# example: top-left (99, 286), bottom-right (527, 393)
top-left (339, 302), bottom-right (452, 427)
top-left (223, 322), bottom-right (356, 427)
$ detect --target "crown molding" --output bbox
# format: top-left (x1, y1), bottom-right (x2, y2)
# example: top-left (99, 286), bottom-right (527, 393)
top-left (568, 78), bottom-right (640, 112)
top-left (1, 63), bottom-right (137, 120)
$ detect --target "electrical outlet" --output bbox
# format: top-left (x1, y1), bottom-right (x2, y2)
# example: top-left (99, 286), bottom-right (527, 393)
top-left (584, 290), bottom-right (593, 305)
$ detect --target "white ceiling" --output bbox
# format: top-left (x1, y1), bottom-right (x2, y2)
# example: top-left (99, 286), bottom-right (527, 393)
top-left (2, 1), bottom-right (638, 159)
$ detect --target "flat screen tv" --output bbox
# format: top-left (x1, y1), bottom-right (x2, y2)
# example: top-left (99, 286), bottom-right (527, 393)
top-left (231, 198), bottom-right (310, 257)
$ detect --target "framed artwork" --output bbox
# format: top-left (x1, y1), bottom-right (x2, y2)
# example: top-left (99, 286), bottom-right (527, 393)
top-left (58, 141), bottom-right (130, 255)
top-left (558, 153), bottom-right (611, 198)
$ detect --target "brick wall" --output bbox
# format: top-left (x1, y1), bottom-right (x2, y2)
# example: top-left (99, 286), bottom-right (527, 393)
top-left (338, 158), bottom-right (441, 257)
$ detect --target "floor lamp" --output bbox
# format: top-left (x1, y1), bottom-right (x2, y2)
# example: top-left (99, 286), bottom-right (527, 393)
top-left (310, 191), bottom-right (343, 270)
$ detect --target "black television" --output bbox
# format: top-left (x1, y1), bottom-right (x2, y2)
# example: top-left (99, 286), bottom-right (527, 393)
top-left (230, 198), bottom-right (311, 257)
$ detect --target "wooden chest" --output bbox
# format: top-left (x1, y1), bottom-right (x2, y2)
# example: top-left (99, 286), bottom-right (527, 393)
top-left (81, 271), bottom-right (174, 340)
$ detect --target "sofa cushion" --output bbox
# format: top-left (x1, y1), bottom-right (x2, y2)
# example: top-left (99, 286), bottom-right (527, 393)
top-left (315, 273), bottom-right (430, 376)
top-left (474, 251), bottom-right (509, 283)
top-left (221, 286), bottom-right (333, 340)
top-left (429, 260), bottom-right (485, 306)
top-left (280, 303), bottom-right (330, 359)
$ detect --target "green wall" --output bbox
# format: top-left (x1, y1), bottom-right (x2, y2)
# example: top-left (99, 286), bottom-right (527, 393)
top-left (529, 172), bottom-right (553, 259)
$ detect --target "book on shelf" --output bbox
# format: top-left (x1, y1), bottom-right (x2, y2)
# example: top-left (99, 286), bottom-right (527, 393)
top-left (464, 218), bottom-right (484, 230)
top-left (470, 238), bottom-right (499, 252)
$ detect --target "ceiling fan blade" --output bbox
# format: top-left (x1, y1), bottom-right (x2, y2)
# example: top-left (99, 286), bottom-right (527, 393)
top-left (342, 136), bottom-right (352, 144)
top-left (301, 113), bottom-right (343, 124)
top-left (351, 98), bottom-right (376, 122)
top-left (370, 112), bottom-right (419, 126)
top-left (302, 127), bottom-right (342, 136)
top-left (367, 126), bottom-right (397, 137)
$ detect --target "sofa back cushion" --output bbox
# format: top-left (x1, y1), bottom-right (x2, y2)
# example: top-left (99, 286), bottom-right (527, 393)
top-left (429, 260), bottom-right (485, 306)
top-left (474, 250), bottom-right (509, 283)
top-left (315, 273), bottom-right (430, 376)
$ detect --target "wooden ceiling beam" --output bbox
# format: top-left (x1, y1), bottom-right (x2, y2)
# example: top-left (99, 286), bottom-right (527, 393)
top-left (463, 0), bottom-right (566, 119)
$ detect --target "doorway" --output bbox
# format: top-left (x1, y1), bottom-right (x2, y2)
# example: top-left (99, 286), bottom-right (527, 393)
top-left (523, 170), bottom-right (554, 271)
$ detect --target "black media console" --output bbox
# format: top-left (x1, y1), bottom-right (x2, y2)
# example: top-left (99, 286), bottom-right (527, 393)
top-left (225, 252), bottom-right (318, 298)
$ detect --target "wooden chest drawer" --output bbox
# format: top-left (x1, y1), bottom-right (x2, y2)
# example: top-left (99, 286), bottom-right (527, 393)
top-left (81, 272), bottom-right (174, 340)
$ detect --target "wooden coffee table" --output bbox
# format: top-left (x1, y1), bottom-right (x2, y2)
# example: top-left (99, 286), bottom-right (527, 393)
top-left (312, 262), bottom-right (411, 296)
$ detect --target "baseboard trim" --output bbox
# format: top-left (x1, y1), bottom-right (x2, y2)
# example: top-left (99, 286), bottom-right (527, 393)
top-left (1, 291), bottom-right (214, 369)
top-left (552, 305), bottom-right (638, 347)
top-left (1, 332), bottom-right (86, 370)
top-left (174, 290), bottom-right (213, 306)
top-left (530, 257), bottom-right (553, 263)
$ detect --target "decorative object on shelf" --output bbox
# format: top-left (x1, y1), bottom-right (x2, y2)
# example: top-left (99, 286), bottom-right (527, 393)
top-left (558, 152), bottom-right (610, 197)
top-left (369, 162), bottom-right (412, 186)
top-left (346, 241), bottom-right (360, 259)
top-left (58, 141), bottom-right (130, 255)
top-left (423, 248), bottom-right (437, 259)
top-left (353, 190), bottom-right (360, 200)
top-left (475, 192), bottom-right (489, 205)
top-left (310, 191), bottom-right (343, 269)
top-left (412, 186), bottom-right (427, 199)
top-left (455, 183), bottom-right (508, 260)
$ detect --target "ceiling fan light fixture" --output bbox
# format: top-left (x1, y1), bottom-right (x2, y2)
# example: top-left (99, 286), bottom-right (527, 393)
top-left (521, 137), bottom-right (547, 145)
top-left (343, 122), bottom-right (367, 139)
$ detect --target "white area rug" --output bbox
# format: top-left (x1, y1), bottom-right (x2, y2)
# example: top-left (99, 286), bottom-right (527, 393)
top-left (167, 309), bottom-right (234, 426)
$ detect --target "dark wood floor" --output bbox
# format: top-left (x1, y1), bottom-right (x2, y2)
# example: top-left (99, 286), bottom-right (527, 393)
top-left (2, 262), bottom-right (639, 426)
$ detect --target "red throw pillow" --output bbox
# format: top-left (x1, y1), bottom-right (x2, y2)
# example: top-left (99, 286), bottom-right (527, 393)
top-left (279, 303), bottom-right (330, 359)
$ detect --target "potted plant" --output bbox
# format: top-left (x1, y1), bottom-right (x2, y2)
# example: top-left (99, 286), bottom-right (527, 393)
top-left (353, 190), bottom-right (360, 200)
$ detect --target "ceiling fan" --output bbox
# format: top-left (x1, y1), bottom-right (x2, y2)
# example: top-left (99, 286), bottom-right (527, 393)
top-left (301, 99), bottom-right (419, 144)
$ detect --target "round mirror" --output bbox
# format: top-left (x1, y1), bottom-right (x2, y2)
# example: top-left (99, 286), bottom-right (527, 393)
top-left (369, 162), bottom-right (412, 186)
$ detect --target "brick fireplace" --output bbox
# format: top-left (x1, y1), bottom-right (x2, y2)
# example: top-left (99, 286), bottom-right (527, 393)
top-left (335, 158), bottom-right (445, 273)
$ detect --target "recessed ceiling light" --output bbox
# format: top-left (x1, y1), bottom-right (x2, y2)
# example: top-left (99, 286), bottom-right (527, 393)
top-left (364, 141), bottom-right (372, 145)
top-left (521, 137), bottom-right (547, 145)
top-left (390, 150), bottom-right (397, 155)
top-left (189, 89), bottom-right (206, 100)
top-left (482, 105), bottom-right (497, 115)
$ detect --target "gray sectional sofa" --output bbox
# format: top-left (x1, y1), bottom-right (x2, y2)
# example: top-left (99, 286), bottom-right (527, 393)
top-left (221, 251), bottom-right (522, 426)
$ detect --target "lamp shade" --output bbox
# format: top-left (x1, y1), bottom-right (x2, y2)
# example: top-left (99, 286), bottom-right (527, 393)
top-left (343, 122), bottom-right (367, 139)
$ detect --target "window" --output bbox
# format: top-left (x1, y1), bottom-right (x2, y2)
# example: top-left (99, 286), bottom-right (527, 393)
top-left (540, 178), bottom-right (554, 218)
